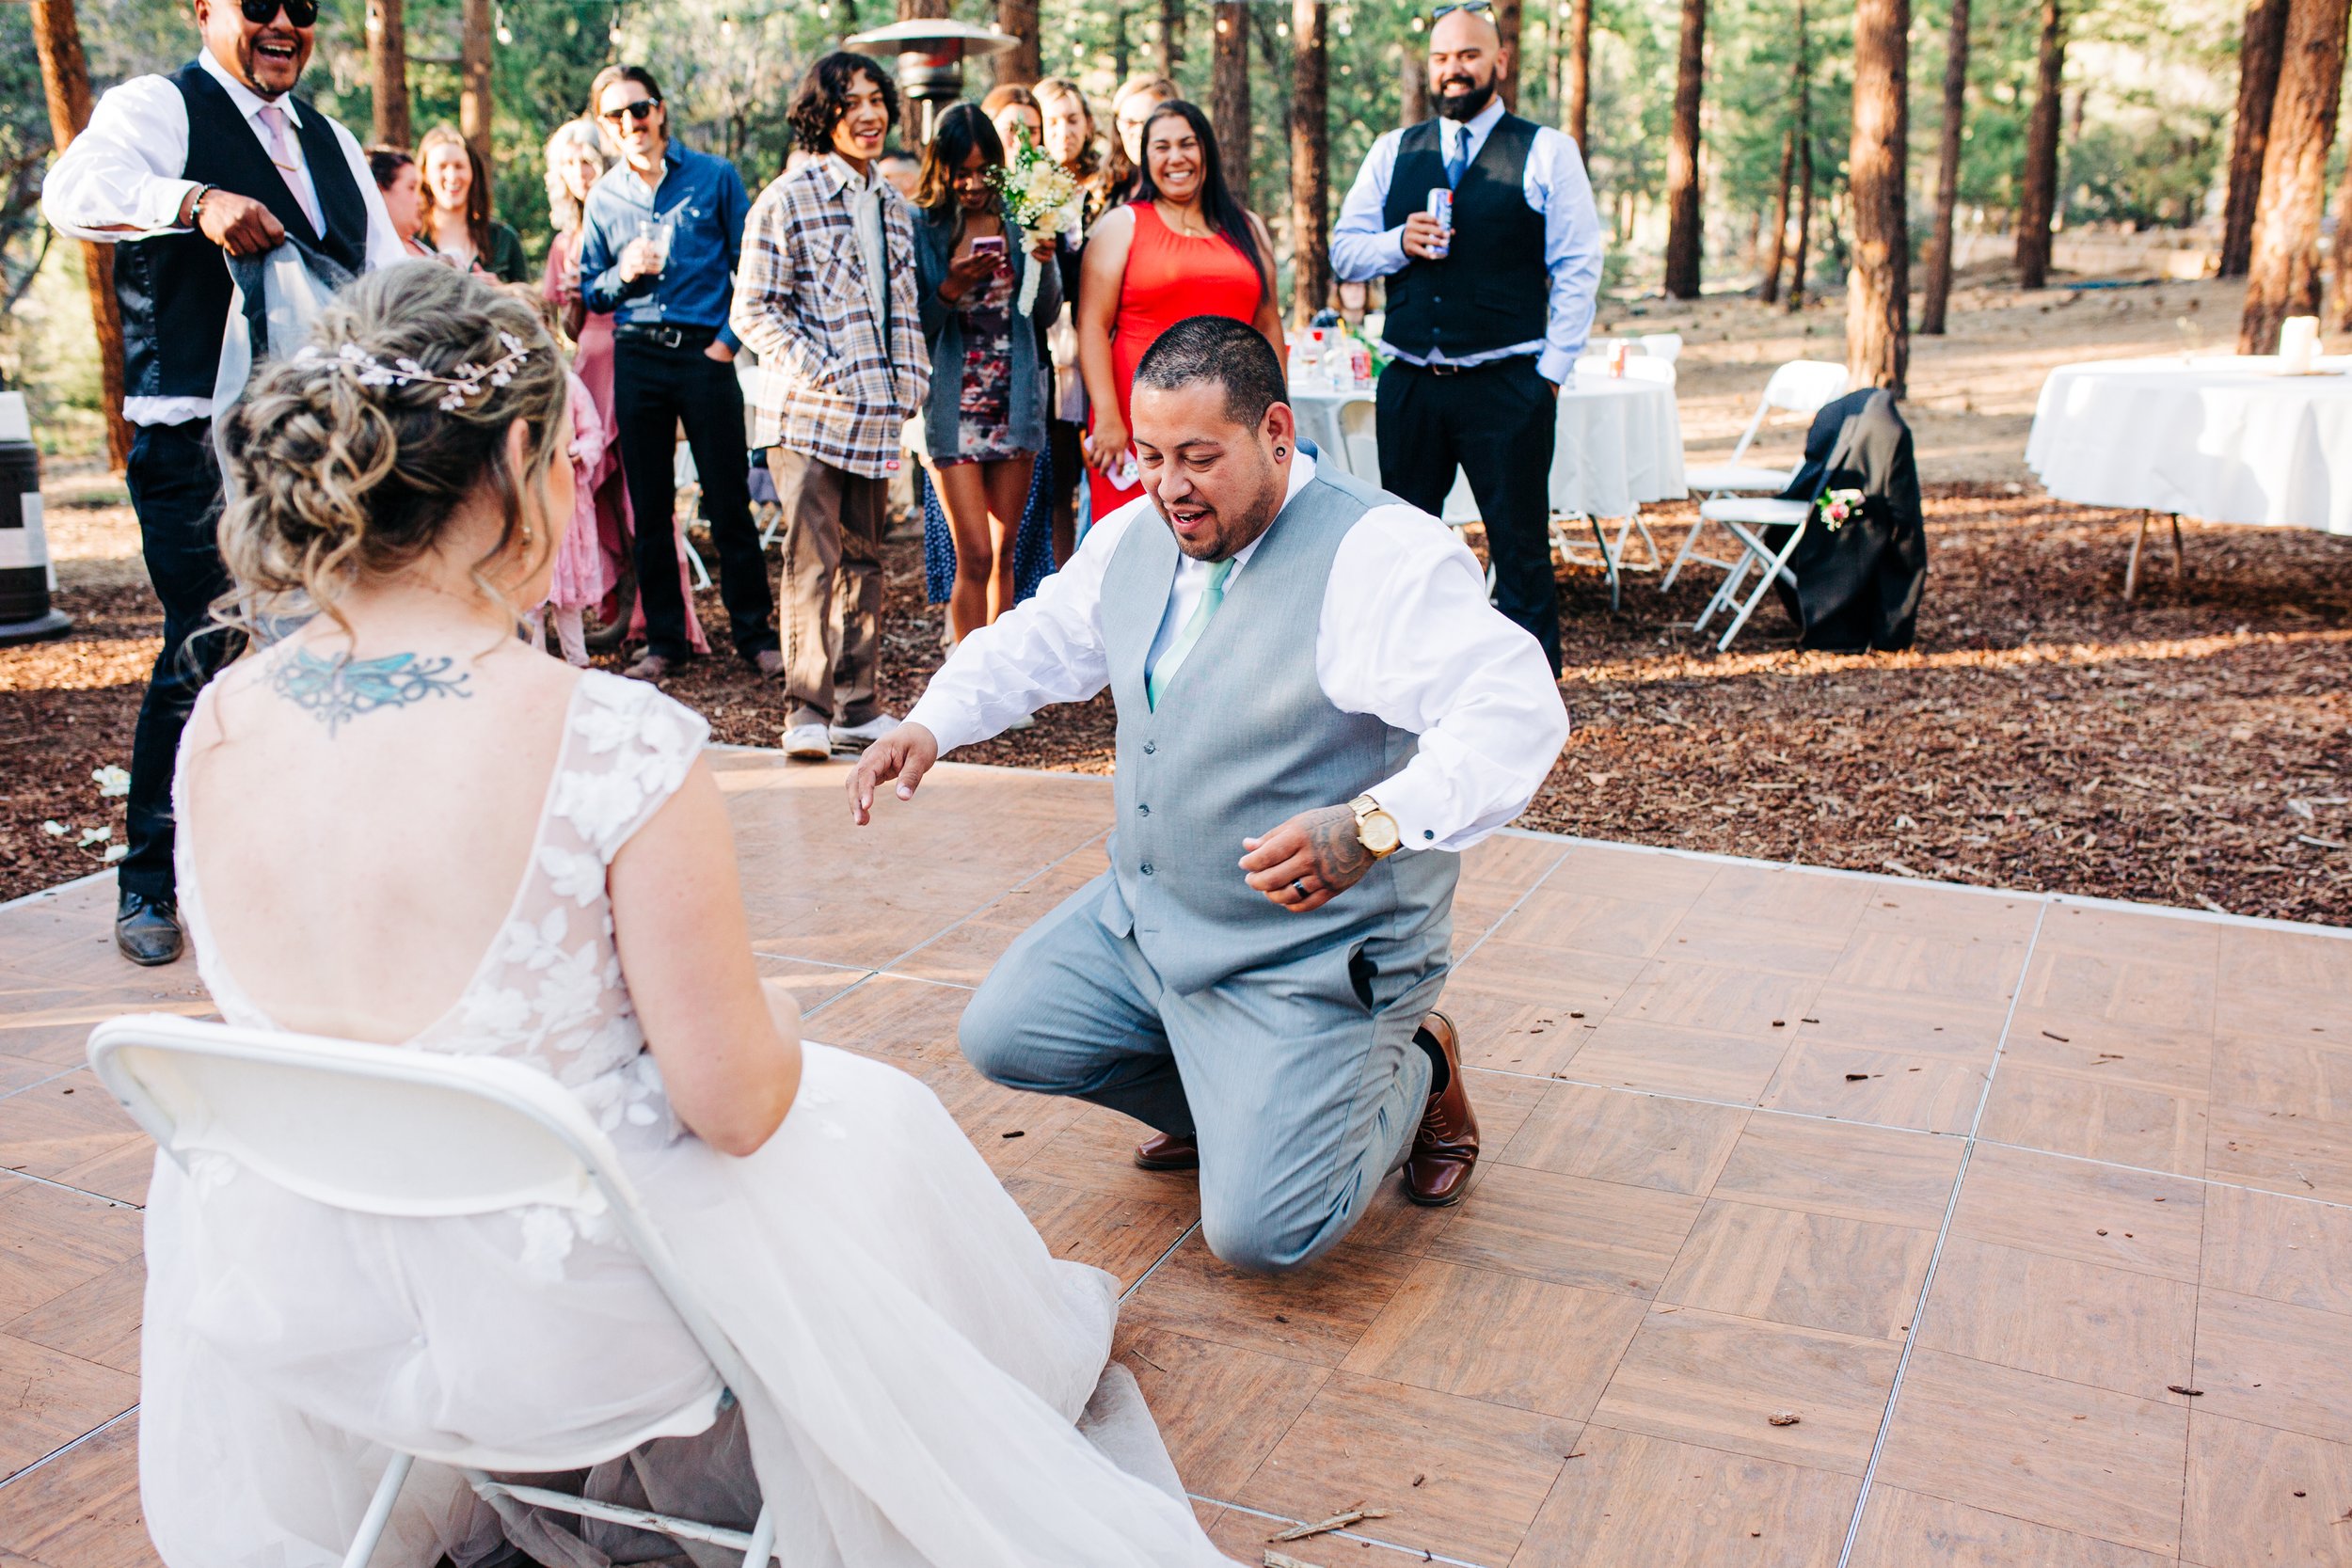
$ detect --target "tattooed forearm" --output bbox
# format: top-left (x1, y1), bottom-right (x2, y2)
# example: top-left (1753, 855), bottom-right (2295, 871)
top-left (1303, 805), bottom-right (1373, 892)
top-left (270, 647), bottom-right (472, 736)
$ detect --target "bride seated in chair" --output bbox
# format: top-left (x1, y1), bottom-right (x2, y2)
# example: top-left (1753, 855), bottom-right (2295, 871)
top-left (147, 261), bottom-right (1232, 1568)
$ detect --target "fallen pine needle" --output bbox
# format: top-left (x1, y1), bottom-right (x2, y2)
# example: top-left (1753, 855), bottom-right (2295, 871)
top-left (1270, 1507), bottom-right (1390, 1543)
top-left (1264, 1552), bottom-right (1316, 1568)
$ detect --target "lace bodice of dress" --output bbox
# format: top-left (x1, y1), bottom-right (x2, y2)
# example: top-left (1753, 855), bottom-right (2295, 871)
top-left (181, 668), bottom-right (712, 1157)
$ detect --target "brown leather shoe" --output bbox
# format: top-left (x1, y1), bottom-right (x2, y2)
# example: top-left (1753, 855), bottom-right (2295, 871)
top-left (1134, 1132), bottom-right (1200, 1171)
top-left (1406, 1010), bottom-right (1479, 1207)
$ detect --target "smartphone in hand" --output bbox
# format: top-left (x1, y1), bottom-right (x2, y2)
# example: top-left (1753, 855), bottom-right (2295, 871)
top-left (970, 235), bottom-right (1008, 273)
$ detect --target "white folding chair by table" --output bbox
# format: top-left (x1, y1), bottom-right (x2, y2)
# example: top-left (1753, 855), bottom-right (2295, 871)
top-left (1665, 359), bottom-right (1848, 593)
top-left (1337, 398), bottom-right (1383, 489)
top-left (1691, 493), bottom-right (1812, 651)
top-left (87, 1013), bottom-right (780, 1568)
top-left (667, 443), bottom-right (716, 590)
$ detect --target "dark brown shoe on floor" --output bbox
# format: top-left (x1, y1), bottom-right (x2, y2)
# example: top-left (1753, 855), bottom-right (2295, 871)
top-left (1406, 1010), bottom-right (1478, 1207)
top-left (1134, 1132), bottom-right (1200, 1171)
top-left (750, 648), bottom-right (785, 679)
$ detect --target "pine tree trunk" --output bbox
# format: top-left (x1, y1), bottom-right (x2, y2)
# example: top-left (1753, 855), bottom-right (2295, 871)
top-left (1565, 0), bottom-right (1590, 148)
top-left (1918, 0), bottom-right (1968, 333)
top-left (1662, 0), bottom-right (1707, 298)
top-left (1158, 0), bottom-right (1185, 73)
top-left (1496, 0), bottom-right (1524, 110)
top-left (27, 0), bottom-right (130, 471)
top-left (2221, 0), bottom-right (2291, 277)
top-left (1213, 2), bottom-right (1250, 203)
top-left (1290, 0), bottom-right (1332, 325)
top-left (2241, 0), bottom-right (2351, 351)
top-left (1402, 42), bottom-right (1430, 126)
top-left (2013, 0), bottom-right (2065, 290)
top-left (899, 0), bottom-right (949, 20)
top-left (1787, 0), bottom-right (1812, 310)
top-left (997, 0), bottom-right (1041, 87)
top-left (367, 0), bottom-right (410, 147)
top-left (459, 0), bottom-right (493, 166)
top-left (2332, 152), bottom-right (2352, 329)
top-left (1760, 124), bottom-right (1795, 304)
top-left (1848, 0), bottom-right (1911, 391)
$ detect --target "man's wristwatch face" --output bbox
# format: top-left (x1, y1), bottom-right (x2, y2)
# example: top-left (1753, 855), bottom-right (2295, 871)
top-left (1352, 795), bottom-right (1402, 857)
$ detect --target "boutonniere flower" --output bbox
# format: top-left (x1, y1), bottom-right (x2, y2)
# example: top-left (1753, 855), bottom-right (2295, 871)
top-left (1818, 487), bottom-right (1864, 531)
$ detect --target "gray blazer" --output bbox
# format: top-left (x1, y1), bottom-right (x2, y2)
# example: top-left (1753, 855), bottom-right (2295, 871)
top-left (913, 200), bottom-right (1061, 462)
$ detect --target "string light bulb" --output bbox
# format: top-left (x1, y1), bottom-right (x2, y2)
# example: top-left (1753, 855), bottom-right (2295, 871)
top-left (494, 4), bottom-right (512, 44)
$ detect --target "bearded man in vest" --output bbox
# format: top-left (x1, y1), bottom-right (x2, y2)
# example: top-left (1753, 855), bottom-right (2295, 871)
top-left (44, 0), bottom-right (405, 965)
top-left (1330, 1), bottom-right (1604, 677)
top-left (851, 317), bottom-right (1567, 1274)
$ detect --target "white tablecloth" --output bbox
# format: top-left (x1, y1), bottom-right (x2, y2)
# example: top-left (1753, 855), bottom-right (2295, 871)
top-left (2026, 355), bottom-right (2352, 536)
top-left (1292, 369), bottom-right (1687, 522)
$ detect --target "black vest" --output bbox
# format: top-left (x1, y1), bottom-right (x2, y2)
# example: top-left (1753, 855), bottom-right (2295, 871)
top-left (1378, 114), bottom-right (1549, 359)
top-left (114, 63), bottom-right (371, 404)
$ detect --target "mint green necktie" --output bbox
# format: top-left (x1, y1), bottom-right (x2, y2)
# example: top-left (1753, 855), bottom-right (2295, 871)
top-left (1146, 558), bottom-right (1233, 710)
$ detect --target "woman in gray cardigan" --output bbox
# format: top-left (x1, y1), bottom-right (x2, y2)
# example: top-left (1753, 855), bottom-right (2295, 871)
top-left (914, 104), bottom-right (1062, 641)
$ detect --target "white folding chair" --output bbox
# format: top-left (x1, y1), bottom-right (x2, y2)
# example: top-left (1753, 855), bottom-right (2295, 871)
top-left (87, 1013), bottom-right (779, 1568)
top-left (1665, 359), bottom-right (1849, 593)
top-left (1337, 398), bottom-right (1383, 489)
top-left (668, 443), bottom-right (716, 590)
top-left (1691, 493), bottom-right (1811, 651)
top-left (1637, 332), bottom-right (1684, 363)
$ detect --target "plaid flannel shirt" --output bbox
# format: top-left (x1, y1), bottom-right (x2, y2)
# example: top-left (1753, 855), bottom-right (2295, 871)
top-left (729, 158), bottom-right (929, 478)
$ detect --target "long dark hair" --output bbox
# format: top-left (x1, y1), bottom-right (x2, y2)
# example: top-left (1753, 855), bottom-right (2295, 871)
top-left (914, 103), bottom-right (1004, 220)
top-left (788, 52), bottom-right (900, 154)
top-left (1135, 100), bottom-right (1265, 293)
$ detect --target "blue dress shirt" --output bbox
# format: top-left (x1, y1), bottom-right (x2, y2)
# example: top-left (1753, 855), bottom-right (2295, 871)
top-left (580, 140), bottom-right (752, 350)
top-left (1329, 96), bottom-right (1604, 383)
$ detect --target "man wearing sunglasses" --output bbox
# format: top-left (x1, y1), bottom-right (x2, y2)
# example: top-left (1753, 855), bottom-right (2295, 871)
top-left (577, 63), bottom-right (773, 687)
top-left (43, 0), bottom-right (405, 967)
top-left (1330, 0), bottom-right (1603, 678)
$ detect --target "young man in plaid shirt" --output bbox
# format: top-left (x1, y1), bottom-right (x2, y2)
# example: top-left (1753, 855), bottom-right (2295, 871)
top-left (730, 53), bottom-right (929, 758)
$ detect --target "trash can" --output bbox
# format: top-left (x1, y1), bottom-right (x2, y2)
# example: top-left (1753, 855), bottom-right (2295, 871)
top-left (0, 391), bottom-right (70, 646)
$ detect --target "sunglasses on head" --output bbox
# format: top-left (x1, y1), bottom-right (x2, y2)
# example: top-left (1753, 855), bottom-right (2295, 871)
top-left (600, 98), bottom-right (662, 125)
top-left (1430, 1), bottom-right (1495, 17)
top-left (239, 0), bottom-right (319, 26)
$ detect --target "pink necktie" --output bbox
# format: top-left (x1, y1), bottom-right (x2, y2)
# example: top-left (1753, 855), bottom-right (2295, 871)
top-left (256, 103), bottom-right (323, 235)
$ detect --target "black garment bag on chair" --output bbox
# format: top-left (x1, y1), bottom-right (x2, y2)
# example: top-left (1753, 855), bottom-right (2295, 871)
top-left (1764, 388), bottom-right (1928, 653)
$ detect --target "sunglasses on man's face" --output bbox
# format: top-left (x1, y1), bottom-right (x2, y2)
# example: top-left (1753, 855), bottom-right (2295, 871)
top-left (239, 0), bottom-right (319, 28)
top-left (1431, 1), bottom-right (1495, 18)
top-left (601, 98), bottom-right (662, 125)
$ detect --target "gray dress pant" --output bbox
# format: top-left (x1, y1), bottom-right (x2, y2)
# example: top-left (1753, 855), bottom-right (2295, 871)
top-left (960, 874), bottom-right (1441, 1275)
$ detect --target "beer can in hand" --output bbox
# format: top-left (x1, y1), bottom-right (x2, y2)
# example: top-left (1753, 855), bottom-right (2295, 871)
top-left (1426, 188), bottom-right (1453, 257)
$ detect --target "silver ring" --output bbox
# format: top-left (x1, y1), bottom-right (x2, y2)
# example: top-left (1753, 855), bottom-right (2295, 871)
top-left (1292, 879), bottom-right (1310, 900)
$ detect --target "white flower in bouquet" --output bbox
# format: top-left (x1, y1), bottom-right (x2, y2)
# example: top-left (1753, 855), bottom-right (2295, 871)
top-left (991, 142), bottom-right (1081, 315)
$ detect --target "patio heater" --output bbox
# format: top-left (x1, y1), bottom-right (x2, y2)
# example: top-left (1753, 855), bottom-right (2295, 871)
top-left (841, 18), bottom-right (1019, 145)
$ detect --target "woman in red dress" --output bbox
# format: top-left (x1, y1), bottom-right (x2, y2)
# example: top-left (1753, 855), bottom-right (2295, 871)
top-left (1076, 100), bottom-right (1286, 517)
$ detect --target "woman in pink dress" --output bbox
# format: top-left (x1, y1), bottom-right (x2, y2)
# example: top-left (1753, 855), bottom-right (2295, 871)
top-left (541, 119), bottom-right (708, 654)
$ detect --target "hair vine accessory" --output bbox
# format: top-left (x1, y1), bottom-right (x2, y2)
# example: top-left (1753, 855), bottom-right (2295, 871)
top-left (295, 334), bottom-right (532, 414)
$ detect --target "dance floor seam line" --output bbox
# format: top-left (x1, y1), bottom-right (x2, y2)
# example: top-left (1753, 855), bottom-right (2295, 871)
top-left (0, 1164), bottom-right (142, 1211)
top-left (0, 1402), bottom-right (137, 1493)
top-left (1833, 898), bottom-right (2050, 1568)
top-left (1189, 1492), bottom-right (1500, 1568)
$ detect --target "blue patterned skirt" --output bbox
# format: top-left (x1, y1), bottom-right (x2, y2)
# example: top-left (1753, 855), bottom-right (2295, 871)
top-left (922, 446), bottom-right (1056, 607)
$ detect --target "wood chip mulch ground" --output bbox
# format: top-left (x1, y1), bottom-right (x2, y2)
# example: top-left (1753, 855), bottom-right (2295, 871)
top-left (5, 484), bottom-right (2347, 926)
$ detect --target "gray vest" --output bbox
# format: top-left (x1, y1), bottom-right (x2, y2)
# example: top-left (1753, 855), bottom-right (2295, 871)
top-left (1098, 468), bottom-right (1459, 994)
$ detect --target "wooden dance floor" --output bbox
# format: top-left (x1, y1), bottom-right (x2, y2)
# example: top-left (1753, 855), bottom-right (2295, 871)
top-left (5, 750), bottom-right (2351, 1566)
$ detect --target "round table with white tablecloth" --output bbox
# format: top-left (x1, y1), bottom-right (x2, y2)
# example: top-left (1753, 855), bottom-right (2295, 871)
top-left (2026, 355), bottom-right (2352, 536)
top-left (1290, 366), bottom-right (1686, 521)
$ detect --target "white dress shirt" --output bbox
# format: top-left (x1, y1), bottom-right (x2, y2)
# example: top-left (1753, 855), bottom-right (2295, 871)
top-left (824, 154), bottom-right (892, 330)
top-left (906, 452), bottom-right (1571, 852)
top-left (41, 47), bottom-right (406, 426)
top-left (1328, 97), bottom-right (1604, 385)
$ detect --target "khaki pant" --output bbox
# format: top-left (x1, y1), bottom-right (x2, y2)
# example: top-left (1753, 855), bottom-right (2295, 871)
top-left (769, 447), bottom-right (888, 730)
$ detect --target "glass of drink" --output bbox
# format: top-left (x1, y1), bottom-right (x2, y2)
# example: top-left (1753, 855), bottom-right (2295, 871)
top-left (639, 216), bottom-right (674, 272)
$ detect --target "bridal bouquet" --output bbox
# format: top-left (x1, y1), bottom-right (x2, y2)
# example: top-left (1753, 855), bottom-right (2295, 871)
top-left (991, 139), bottom-right (1080, 317)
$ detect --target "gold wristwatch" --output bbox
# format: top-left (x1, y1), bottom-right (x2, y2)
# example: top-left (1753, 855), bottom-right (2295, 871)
top-left (1350, 795), bottom-right (1402, 859)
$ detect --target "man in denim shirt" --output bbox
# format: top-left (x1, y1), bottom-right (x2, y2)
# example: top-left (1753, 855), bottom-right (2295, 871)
top-left (580, 63), bottom-right (776, 681)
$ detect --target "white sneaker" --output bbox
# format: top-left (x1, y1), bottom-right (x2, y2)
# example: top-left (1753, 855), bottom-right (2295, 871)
top-left (782, 723), bottom-right (833, 760)
top-left (829, 713), bottom-right (902, 751)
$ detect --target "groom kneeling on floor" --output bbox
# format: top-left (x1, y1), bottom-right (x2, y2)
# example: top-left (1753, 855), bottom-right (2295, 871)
top-left (851, 315), bottom-right (1568, 1273)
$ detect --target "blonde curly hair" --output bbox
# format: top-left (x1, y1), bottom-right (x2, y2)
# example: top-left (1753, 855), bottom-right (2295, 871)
top-left (216, 263), bottom-right (570, 638)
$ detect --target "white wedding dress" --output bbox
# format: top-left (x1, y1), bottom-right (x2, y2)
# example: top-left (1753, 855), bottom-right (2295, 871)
top-left (143, 669), bottom-right (1233, 1568)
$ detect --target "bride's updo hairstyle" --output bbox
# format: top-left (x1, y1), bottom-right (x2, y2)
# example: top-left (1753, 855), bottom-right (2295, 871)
top-left (217, 262), bottom-right (568, 631)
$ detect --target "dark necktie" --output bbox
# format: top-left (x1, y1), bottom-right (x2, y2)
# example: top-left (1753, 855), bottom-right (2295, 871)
top-left (1444, 126), bottom-right (1469, 189)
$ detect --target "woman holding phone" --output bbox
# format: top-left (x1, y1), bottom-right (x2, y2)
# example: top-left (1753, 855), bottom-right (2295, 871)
top-left (912, 103), bottom-right (1061, 641)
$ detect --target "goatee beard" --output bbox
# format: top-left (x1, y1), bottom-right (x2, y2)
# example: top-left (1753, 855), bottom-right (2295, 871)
top-left (1436, 78), bottom-right (1496, 121)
